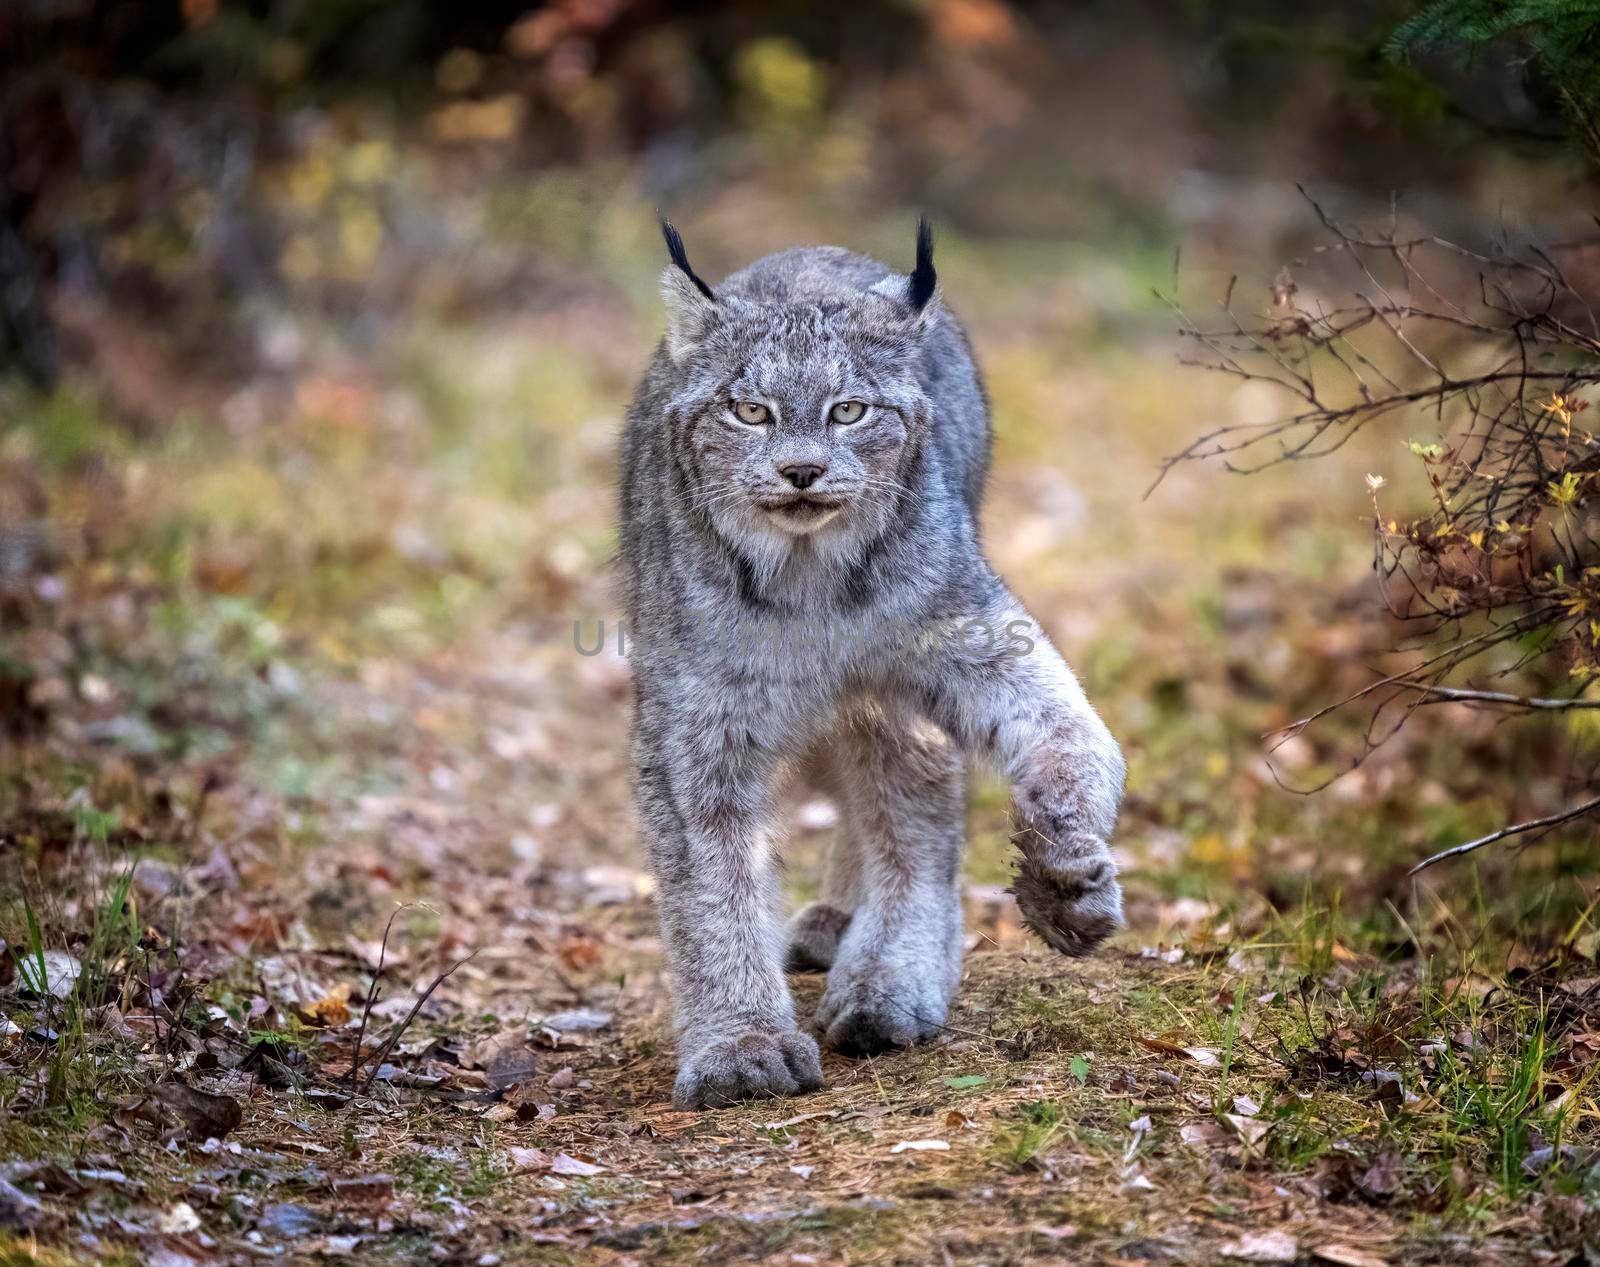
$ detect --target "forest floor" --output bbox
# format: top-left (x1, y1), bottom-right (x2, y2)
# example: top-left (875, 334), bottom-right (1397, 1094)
top-left (6, 162), bottom-right (1600, 1265)
top-left (7, 607), bottom-right (1599, 1267)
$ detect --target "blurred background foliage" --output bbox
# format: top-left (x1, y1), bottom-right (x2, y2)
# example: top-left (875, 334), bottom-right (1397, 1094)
top-left (2, 0), bottom-right (1591, 391)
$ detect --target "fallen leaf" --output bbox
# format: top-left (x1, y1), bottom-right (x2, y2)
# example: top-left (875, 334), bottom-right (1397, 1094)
top-left (556, 933), bottom-right (604, 971)
top-left (155, 1083), bottom-right (243, 1140)
top-left (299, 984), bottom-right (352, 1027)
top-left (1314, 1247), bottom-right (1389, 1267)
top-left (580, 865), bottom-right (653, 905)
top-left (1179, 1120), bottom-right (1230, 1148)
top-left (890, 1139), bottom-right (950, 1154)
top-left (942, 1074), bottom-right (988, 1090)
top-left (551, 1152), bottom-right (605, 1176)
top-left (144, 1245), bottom-right (207, 1267)
top-left (1357, 1150), bottom-right (1403, 1198)
top-left (539, 1007), bottom-right (612, 1033)
top-left (509, 1146), bottom-right (553, 1172)
top-left (465, 1027), bottom-right (538, 1090)
top-left (1136, 1033), bottom-right (1220, 1066)
top-left (1220, 1229), bottom-right (1298, 1262)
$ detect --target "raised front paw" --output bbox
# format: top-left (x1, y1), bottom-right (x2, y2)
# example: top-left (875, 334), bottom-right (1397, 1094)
top-left (816, 960), bottom-right (949, 1056)
top-left (1010, 839), bottom-right (1123, 957)
top-left (672, 1029), bottom-right (823, 1110)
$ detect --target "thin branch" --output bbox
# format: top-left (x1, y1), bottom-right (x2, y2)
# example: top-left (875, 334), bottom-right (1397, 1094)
top-left (344, 904), bottom-right (412, 1087)
top-left (1409, 794), bottom-right (1600, 876)
top-left (1396, 682), bottom-right (1600, 710)
top-left (357, 949), bottom-right (477, 1094)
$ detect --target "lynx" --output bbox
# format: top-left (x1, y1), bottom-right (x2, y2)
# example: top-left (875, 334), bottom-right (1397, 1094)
top-left (620, 220), bottom-right (1125, 1109)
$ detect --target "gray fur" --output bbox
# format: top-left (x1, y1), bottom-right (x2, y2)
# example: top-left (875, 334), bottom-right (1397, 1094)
top-left (621, 226), bottom-right (1126, 1110)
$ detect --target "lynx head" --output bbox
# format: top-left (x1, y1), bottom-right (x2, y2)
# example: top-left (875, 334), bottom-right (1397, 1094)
top-left (657, 220), bottom-right (940, 550)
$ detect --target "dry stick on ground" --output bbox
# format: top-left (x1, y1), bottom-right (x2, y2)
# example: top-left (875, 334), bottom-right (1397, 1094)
top-left (344, 904), bottom-right (412, 1087)
top-left (1408, 794), bottom-right (1600, 876)
top-left (357, 950), bottom-right (478, 1094)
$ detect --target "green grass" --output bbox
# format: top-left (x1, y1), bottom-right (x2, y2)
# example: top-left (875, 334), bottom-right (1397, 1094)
top-left (996, 1098), bottom-right (1068, 1168)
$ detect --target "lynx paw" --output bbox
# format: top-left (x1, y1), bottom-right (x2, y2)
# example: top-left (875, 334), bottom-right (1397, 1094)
top-left (816, 960), bottom-right (948, 1056)
top-left (672, 1029), bottom-right (823, 1110)
top-left (1010, 846), bottom-right (1123, 957)
top-left (786, 902), bottom-right (852, 972)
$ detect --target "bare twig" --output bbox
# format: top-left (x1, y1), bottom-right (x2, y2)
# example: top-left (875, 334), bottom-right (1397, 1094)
top-left (344, 905), bottom-right (410, 1087)
top-left (357, 950), bottom-right (477, 1094)
top-left (1395, 682), bottom-right (1600, 711)
top-left (1162, 191), bottom-right (1600, 781)
top-left (1409, 794), bottom-right (1600, 876)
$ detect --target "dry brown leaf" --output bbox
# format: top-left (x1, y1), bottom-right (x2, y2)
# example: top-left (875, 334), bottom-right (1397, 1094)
top-left (1136, 1033), bottom-right (1221, 1066)
top-left (556, 933), bottom-right (603, 971)
top-left (508, 1146), bottom-right (553, 1172)
top-left (154, 1082), bottom-right (242, 1140)
top-left (300, 984), bottom-right (352, 1027)
top-left (1179, 1120), bottom-right (1230, 1148)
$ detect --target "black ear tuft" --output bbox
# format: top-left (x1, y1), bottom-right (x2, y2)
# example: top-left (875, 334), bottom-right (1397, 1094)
top-left (908, 215), bottom-right (936, 311)
top-left (661, 218), bottom-right (716, 302)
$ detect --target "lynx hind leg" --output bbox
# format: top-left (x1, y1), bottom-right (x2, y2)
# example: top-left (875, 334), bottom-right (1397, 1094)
top-left (785, 743), bottom-right (865, 972)
top-left (786, 902), bottom-right (852, 971)
top-left (815, 703), bottom-right (966, 1055)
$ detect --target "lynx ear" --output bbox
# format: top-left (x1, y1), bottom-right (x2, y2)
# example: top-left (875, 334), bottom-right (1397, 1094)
top-left (660, 219), bottom-right (718, 363)
top-left (909, 214), bottom-right (936, 311)
top-left (868, 215), bottom-right (940, 323)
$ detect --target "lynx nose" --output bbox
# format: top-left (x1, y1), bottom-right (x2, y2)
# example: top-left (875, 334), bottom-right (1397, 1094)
top-left (779, 462), bottom-right (826, 490)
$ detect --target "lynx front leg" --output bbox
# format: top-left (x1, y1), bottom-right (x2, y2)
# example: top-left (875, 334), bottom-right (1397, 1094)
top-left (919, 600), bottom-right (1126, 956)
top-left (813, 699), bottom-right (966, 1054)
top-left (635, 703), bottom-right (822, 1109)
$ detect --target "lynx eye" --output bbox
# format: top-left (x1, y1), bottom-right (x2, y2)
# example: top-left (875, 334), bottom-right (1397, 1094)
top-left (732, 400), bottom-right (771, 426)
top-left (829, 400), bottom-right (868, 425)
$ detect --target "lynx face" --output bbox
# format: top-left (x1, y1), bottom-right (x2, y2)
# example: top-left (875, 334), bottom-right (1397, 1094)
top-left (661, 266), bottom-right (936, 551)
